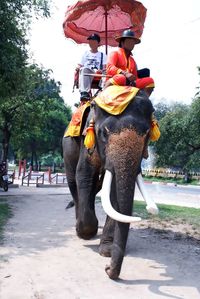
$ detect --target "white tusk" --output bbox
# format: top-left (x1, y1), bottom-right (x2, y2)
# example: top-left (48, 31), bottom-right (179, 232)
top-left (101, 170), bottom-right (141, 223)
top-left (136, 173), bottom-right (159, 215)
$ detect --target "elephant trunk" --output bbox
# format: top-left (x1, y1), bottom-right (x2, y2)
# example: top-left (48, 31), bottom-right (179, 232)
top-left (101, 129), bottom-right (146, 279)
top-left (101, 128), bottom-right (146, 223)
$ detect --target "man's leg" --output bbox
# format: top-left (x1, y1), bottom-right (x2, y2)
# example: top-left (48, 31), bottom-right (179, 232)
top-left (79, 67), bottom-right (95, 96)
top-left (135, 78), bottom-right (155, 97)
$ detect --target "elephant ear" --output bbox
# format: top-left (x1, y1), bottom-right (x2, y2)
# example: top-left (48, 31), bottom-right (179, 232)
top-left (135, 91), bottom-right (154, 117)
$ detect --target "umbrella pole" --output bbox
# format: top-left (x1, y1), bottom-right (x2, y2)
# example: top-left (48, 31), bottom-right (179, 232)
top-left (105, 9), bottom-right (108, 55)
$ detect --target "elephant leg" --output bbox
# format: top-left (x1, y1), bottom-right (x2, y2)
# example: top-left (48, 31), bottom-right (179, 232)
top-left (99, 216), bottom-right (115, 257)
top-left (99, 177), bottom-right (117, 257)
top-left (76, 147), bottom-right (100, 239)
top-left (66, 172), bottom-right (79, 217)
top-left (63, 137), bottom-right (80, 218)
top-left (105, 221), bottom-right (130, 279)
top-left (105, 174), bottom-right (135, 280)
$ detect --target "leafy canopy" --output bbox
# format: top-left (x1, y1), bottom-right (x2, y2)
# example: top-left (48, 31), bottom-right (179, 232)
top-left (154, 68), bottom-right (200, 171)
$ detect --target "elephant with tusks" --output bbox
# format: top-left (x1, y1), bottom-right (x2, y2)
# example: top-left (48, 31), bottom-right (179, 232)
top-left (63, 89), bottom-right (158, 280)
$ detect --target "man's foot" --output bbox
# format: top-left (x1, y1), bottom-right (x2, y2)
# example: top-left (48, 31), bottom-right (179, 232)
top-left (80, 91), bottom-right (91, 101)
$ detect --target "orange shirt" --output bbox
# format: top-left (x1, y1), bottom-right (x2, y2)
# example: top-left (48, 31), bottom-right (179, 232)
top-left (106, 48), bottom-right (138, 78)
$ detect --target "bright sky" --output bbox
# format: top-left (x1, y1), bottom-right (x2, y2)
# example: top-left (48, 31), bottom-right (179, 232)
top-left (29, 0), bottom-right (200, 108)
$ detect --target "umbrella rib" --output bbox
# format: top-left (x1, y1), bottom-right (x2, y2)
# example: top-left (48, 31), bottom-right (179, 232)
top-left (108, 12), bottom-right (116, 32)
top-left (85, 11), bottom-right (101, 31)
top-left (99, 13), bottom-right (105, 32)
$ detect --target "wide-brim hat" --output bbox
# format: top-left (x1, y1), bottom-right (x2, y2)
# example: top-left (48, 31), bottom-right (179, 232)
top-left (115, 29), bottom-right (141, 44)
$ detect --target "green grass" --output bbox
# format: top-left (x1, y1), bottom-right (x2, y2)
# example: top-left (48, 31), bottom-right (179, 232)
top-left (96, 195), bottom-right (200, 232)
top-left (0, 201), bottom-right (12, 242)
top-left (143, 175), bottom-right (200, 186)
top-left (133, 200), bottom-right (200, 230)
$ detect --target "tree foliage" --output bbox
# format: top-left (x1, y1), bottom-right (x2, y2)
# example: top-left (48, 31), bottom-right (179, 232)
top-left (154, 103), bottom-right (189, 168)
top-left (154, 75), bottom-right (200, 171)
top-left (0, 0), bottom-right (51, 99)
top-left (153, 102), bottom-right (171, 121)
top-left (5, 64), bottom-right (72, 166)
top-left (0, 1), bottom-right (72, 164)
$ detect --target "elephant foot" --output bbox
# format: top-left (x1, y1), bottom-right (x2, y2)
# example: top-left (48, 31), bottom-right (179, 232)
top-left (76, 219), bottom-right (98, 240)
top-left (76, 227), bottom-right (98, 240)
top-left (76, 211), bottom-right (98, 240)
top-left (65, 200), bottom-right (75, 209)
top-left (105, 265), bottom-right (119, 280)
top-left (99, 241), bottom-right (112, 257)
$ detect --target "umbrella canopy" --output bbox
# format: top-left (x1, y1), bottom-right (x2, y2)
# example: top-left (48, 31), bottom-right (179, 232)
top-left (63, 0), bottom-right (147, 53)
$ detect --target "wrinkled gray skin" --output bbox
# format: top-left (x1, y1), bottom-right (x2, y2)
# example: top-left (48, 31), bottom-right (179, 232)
top-left (63, 90), bottom-right (154, 279)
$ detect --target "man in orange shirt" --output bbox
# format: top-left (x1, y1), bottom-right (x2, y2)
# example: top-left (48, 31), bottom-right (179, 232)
top-left (106, 29), bottom-right (154, 96)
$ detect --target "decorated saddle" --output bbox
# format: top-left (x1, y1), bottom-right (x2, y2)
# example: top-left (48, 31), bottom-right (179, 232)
top-left (64, 86), bottom-right (138, 138)
top-left (94, 85), bottom-right (160, 144)
top-left (64, 101), bottom-right (91, 137)
top-left (64, 86), bottom-right (160, 147)
top-left (94, 85), bottom-right (139, 115)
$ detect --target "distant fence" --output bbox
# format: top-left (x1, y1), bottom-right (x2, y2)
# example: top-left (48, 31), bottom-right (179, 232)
top-left (21, 167), bottom-right (67, 187)
top-left (142, 169), bottom-right (200, 181)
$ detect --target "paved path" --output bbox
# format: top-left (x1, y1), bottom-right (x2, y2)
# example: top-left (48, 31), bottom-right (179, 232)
top-left (1, 182), bottom-right (200, 209)
top-left (0, 186), bottom-right (200, 299)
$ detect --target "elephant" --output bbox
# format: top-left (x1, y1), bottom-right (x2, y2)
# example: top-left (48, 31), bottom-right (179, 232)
top-left (63, 89), bottom-right (157, 279)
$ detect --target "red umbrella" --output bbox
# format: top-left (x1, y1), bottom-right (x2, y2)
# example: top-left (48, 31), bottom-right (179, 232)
top-left (63, 0), bottom-right (147, 53)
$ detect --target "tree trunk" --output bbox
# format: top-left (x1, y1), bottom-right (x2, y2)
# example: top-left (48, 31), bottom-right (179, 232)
top-left (34, 151), bottom-right (38, 171)
top-left (30, 150), bottom-right (34, 168)
top-left (1, 123), bottom-right (11, 162)
top-left (184, 170), bottom-right (191, 183)
top-left (30, 140), bottom-right (38, 171)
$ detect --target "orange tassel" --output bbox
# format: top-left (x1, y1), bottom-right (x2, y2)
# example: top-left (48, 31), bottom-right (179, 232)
top-left (84, 119), bottom-right (95, 149)
top-left (150, 119), bottom-right (161, 142)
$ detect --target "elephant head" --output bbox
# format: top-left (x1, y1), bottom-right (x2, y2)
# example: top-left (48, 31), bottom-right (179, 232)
top-left (94, 90), bottom-right (153, 220)
top-left (63, 89), bottom-right (154, 279)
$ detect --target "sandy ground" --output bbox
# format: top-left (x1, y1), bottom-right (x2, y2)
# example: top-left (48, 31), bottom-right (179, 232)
top-left (0, 187), bottom-right (200, 299)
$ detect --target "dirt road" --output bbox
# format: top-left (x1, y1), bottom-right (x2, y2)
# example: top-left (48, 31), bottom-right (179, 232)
top-left (0, 187), bottom-right (200, 299)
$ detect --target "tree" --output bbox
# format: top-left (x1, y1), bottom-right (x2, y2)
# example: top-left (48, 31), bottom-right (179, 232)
top-left (0, 0), bottom-right (51, 161)
top-left (154, 103), bottom-right (189, 168)
top-left (153, 67), bottom-right (200, 175)
top-left (0, 0), bottom-right (51, 100)
top-left (0, 64), bottom-right (71, 161)
top-left (154, 101), bottom-right (200, 177)
top-left (183, 96), bottom-right (200, 169)
top-left (8, 65), bottom-right (72, 168)
top-left (153, 101), bottom-right (171, 121)
top-left (11, 98), bottom-right (72, 169)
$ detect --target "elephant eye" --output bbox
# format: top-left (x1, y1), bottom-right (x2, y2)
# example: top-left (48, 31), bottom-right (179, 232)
top-left (99, 126), bottom-right (109, 143)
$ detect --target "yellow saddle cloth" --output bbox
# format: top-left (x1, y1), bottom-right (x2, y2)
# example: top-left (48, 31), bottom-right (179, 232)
top-left (95, 85), bottom-right (160, 142)
top-left (64, 87), bottom-right (161, 142)
top-left (94, 85), bottom-right (139, 115)
top-left (64, 101), bottom-right (90, 137)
